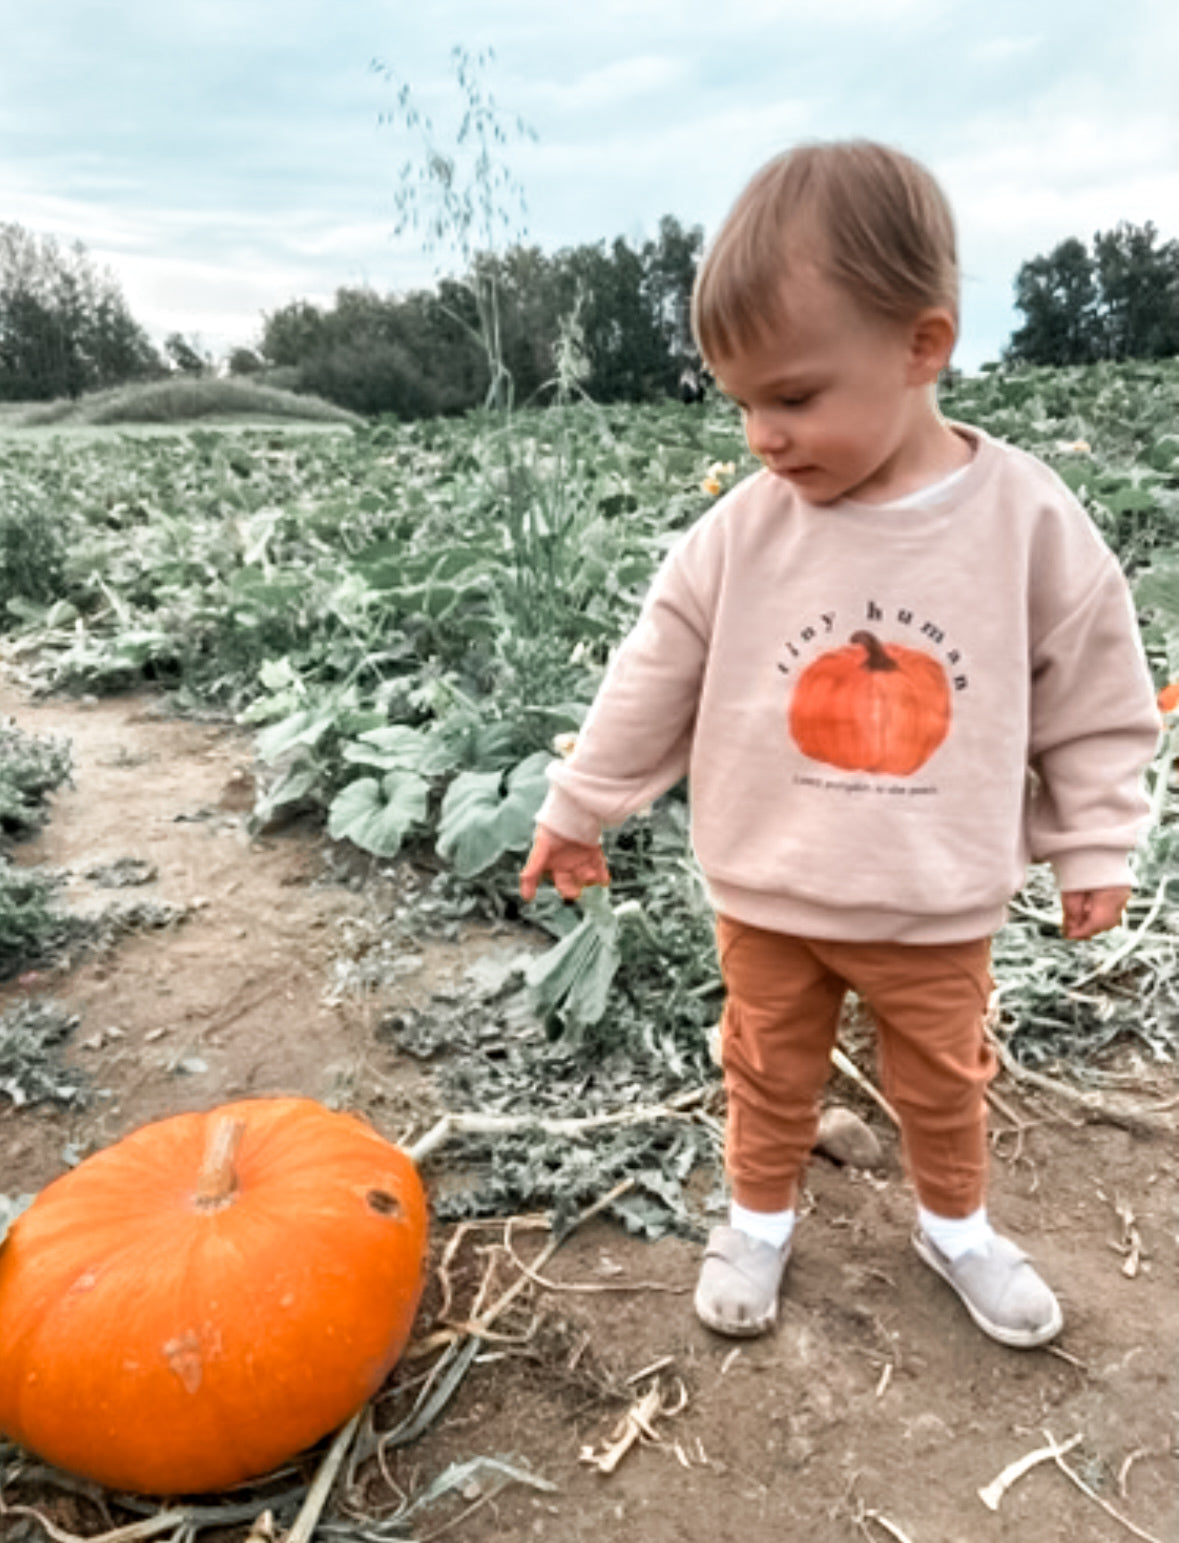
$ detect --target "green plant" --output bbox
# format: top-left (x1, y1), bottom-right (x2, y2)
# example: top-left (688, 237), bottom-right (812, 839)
top-left (374, 46), bottom-right (536, 410)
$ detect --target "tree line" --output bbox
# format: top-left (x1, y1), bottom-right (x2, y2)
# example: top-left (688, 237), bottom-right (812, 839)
top-left (0, 222), bottom-right (240, 400)
top-left (1005, 221), bottom-right (1179, 366)
top-left (254, 215), bottom-right (703, 417)
top-left (2, 215), bottom-right (1176, 411)
top-left (0, 224), bottom-right (160, 400)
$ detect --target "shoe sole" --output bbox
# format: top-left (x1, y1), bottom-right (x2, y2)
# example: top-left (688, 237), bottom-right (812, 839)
top-left (694, 1293), bottom-right (778, 1338)
top-left (912, 1231), bottom-right (1063, 1349)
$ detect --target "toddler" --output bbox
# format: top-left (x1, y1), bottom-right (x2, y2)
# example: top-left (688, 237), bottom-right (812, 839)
top-left (519, 140), bottom-right (1161, 1347)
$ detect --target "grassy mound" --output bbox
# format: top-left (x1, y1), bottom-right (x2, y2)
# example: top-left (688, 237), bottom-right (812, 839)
top-left (15, 377), bottom-right (363, 428)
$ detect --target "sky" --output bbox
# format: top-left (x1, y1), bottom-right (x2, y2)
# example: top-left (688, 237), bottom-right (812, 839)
top-left (3, 0), bottom-right (1177, 374)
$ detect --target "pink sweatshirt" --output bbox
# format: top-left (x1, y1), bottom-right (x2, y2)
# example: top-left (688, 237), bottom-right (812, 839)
top-left (537, 426), bottom-right (1161, 943)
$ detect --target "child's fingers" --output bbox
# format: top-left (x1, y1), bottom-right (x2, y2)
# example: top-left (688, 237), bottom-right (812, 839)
top-left (553, 870), bottom-right (585, 902)
top-left (518, 835), bottom-right (554, 901)
top-left (1061, 886), bottom-right (1131, 939)
top-left (519, 832), bottom-right (608, 902)
top-left (552, 854), bottom-right (609, 902)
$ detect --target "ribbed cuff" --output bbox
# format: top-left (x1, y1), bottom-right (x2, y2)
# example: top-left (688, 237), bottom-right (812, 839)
top-left (535, 784), bottom-right (603, 846)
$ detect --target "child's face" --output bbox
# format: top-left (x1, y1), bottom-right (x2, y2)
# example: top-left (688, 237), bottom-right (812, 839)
top-left (711, 266), bottom-right (943, 505)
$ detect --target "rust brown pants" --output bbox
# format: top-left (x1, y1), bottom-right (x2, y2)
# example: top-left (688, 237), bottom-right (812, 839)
top-left (717, 916), bottom-right (997, 1218)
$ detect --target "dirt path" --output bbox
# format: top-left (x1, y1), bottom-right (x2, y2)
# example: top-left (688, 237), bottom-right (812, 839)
top-left (2, 682), bottom-right (1177, 1543)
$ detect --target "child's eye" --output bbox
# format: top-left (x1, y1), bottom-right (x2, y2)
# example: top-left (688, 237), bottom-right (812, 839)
top-left (779, 393), bottom-right (814, 409)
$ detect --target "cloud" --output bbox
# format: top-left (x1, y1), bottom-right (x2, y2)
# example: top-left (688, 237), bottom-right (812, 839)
top-left (942, 101), bottom-right (1179, 251)
top-left (527, 55), bottom-right (687, 115)
top-left (969, 33), bottom-right (1041, 64)
top-left (3, 0), bottom-right (1175, 374)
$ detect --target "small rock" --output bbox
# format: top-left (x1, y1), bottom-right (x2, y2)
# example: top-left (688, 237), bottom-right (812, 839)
top-left (904, 1411), bottom-right (953, 1453)
top-left (174, 1056), bottom-right (209, 1076)
top-left (815, 1106), bottom-right (884, 1168)
top-left (217, 768), bottom-right (256, 812)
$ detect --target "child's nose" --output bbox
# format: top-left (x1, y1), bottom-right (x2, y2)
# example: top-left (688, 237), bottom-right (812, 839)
top-left (745, 408), bottom-right (787, 457)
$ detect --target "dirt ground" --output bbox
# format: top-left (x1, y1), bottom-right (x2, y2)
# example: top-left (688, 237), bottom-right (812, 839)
top-left (1, 679), bottom-right (1176, 1543)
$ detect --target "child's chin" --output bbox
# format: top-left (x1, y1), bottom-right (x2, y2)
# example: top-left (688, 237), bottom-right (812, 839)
top-left (785, 470), bottom-right (839, 503)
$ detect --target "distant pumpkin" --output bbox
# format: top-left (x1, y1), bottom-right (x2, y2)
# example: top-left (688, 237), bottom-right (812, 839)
top-left (789, 630), bottom-right (951, 775)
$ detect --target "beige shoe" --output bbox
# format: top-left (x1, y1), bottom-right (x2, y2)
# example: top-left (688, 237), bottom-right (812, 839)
top-left (913, 1229), bottom-right (1063, 1348)
top-left (694, 1224), bottom-right (791, 1338)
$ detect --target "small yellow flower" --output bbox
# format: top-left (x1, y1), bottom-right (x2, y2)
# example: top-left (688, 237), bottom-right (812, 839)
top-left (1054, 439), bottom-right (1092, 455)
top-left (553, 731), bottom-right (578, 758)
top-left (701, 476), bottom-right (722, 496)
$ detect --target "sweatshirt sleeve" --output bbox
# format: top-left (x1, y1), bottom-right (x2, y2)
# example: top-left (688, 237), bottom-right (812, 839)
top-left (536, 534), bottom-right (711, 845)
top-left (1026, 553), bottom-right (1161, 892)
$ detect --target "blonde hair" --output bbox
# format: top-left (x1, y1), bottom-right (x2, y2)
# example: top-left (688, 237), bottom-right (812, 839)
top-left (692, 140), bottom-right (959, 364)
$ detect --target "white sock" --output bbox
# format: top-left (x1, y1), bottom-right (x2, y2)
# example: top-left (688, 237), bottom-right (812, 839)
top-left (730, 1200), bottom-right (796, 1250)
top-left (918, 1204), bottom-right (993, 1260)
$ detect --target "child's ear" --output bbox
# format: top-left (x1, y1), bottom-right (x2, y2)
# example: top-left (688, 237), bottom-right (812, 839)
top-left (906, 308), bottom-right (957, 385)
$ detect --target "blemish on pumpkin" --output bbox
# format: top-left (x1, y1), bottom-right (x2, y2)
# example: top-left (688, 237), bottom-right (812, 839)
top-left (366, 1188), bottom-right (402, 1218)
top-left (69, 1271), bottom-right (98, 1293)
top-left (163, 1332), bottom-right (203, 1394)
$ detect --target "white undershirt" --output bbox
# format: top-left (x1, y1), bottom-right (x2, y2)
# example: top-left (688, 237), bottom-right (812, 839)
top-left (850, 461), bottom-right (973, 513)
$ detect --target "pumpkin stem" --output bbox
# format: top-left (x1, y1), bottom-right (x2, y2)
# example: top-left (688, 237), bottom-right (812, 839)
top-left (193, 1116), bottom-right (246, 1212)
top-left (849, 630), bottom-right (899, 672)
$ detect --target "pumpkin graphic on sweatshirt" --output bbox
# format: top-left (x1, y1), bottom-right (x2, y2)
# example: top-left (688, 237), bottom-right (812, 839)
top-left (788, 630), bottom-right (951, 776)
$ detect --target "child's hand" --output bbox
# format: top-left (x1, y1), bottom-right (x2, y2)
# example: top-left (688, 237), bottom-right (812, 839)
top-left (1060, 886), bottom-right (1132, 939)
top-left (519, 826), bottom-right (610, 903)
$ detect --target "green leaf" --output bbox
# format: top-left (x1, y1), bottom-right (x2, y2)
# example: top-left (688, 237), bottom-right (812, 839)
top-left (253, 763), bottom-right (319, 824)
top-left (327, 770), bottom-right (429, 856)
top-left (255, 706), bottom-right (339, 763)
top-left (1102, 483), bottom-right (1159, 516)
top-left (342, 724), bottom-right (460, 778)
top-left (258, 656), bottom-right (302, 692)
top-left (436, 750), bottom-right (551, 877)
top-left (524, 884), bottom-right (620, 1029)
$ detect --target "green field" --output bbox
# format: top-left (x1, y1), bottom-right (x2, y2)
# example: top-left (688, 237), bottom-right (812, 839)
top-left (2, 360), bottom-right (1177, 1066)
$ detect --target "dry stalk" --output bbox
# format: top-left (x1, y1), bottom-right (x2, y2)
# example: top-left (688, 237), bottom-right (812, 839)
top-left (501, 1219), bottom-right (689, 1297)
top-left (830, 1047), bottom-right (900, 1126)
top-left (406, 1102), bottom-right (704, 1167)
top-left (467, 1177), bottom-right (637, 1335)
top-left (1118, 1443), bottom-right (1175, 1499)
top-left (1048, 1435), bottom-right (1169, 1543)
top-left (282, 1410), bottom-right (363, 1543)
top-left (850, 1501), bottom-right (918, 1543)
top-left (1109, 1195), bottom-right (1143, 1277)
top-left (979, 1432), bottom-right (1082, 1509)
top-left (376, 1177), bottom-right (640, 1463)
top-left (981, 1429), bottom-right (1168, 1542)
top-left (578, 1376), bottom-right (689, 1475)
top-left (413, 1487), bottom-right (498, 1543)
top-left (987, 1032), bottom-right (1177, 1137)
top-left (0, 1500), bottom-right (193, 1543)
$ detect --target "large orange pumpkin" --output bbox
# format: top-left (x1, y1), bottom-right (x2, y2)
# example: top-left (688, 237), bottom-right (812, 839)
top-left (789, 630), bottom-right (951, 775)
top-left (0, 1097), bottom-right (428, 1495)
